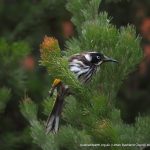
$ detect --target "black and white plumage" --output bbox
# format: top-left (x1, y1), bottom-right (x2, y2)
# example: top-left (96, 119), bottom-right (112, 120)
top-left (46, 51), bottom-right (118, 133)
top-left (69, 52), bottom-right (118, 83)
top-left (46, 82), bottom-right (69, 134)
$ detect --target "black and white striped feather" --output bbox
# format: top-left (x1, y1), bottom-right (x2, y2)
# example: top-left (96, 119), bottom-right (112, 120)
top-left (69, 52), bottom-right (99, 83)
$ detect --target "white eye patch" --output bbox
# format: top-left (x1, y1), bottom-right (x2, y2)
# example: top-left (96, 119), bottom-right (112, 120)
top-left (97, 56), bottom-right (100, 59)
top-left (84, 54), bottom-right (92, 61)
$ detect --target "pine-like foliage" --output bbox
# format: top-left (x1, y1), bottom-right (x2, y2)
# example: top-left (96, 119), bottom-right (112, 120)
top-left (0, 38), bottom-right (34, 150)
top-left (0, 0), bottom-right (68, 50)
top-left (21, 0), bottom-right (150, 150)
top-left (0, 38), bottom-right (30, 107)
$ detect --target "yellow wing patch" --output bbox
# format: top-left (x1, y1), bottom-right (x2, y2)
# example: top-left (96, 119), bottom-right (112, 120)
top-left (52, 79), bottom-right (62, 87)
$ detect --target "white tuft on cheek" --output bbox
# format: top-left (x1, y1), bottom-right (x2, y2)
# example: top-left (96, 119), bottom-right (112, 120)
top-left (96, 61), bottom-right (103, 65)
top-left (84, 54), bottom-right (92, 62)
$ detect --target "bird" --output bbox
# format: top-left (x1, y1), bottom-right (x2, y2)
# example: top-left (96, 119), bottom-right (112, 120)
top-left (45, 51), bottom-right (118, 133)
top-left (69, 52), bottom-right (118, 83)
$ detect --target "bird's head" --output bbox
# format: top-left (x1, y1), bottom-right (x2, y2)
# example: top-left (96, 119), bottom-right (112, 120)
top-left (84, 52), bottom-right (118, 66)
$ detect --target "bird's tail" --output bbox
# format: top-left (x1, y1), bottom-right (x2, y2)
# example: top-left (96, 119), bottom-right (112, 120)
top-left (45, 95), bottom-right (64, 134)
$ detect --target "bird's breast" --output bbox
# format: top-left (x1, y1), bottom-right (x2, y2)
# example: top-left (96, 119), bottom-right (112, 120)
top-left (69, 60), bottom-right (97, 83)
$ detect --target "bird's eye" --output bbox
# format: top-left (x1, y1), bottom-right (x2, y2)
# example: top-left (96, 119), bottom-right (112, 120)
top-left (97, 56), bottom-right (100, 59)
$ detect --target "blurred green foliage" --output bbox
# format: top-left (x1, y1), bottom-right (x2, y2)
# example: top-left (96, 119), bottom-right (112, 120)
top-left (0, 0), bottom-right (150, 149)
top-left (0, 0), bottom-right (69, 149)
top-left (0, 38), bottom-right (39, 150)
top-left (0, 0), bottom-right (69, 50)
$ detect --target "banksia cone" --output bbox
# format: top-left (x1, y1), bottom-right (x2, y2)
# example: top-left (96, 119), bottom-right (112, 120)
top-left (40, 36), bottom-right (61, 64)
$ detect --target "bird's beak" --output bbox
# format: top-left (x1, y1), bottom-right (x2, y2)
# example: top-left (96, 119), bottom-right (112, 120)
top-left (103, 55), bottom-right (118, 63)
